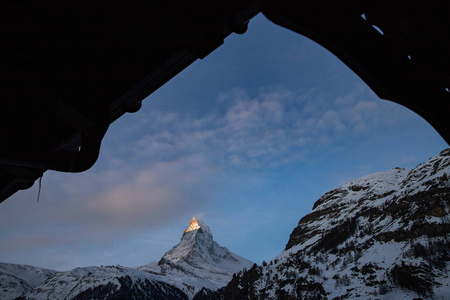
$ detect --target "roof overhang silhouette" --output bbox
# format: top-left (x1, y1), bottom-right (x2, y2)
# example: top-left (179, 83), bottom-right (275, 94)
top-left (1, 0), bottom-right (449, 203)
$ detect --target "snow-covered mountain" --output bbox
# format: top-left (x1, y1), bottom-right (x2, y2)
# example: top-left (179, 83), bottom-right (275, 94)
top-left (0, 263), bottom-right (56, 299)
top-left (16, 265), bottom-right (187, 300)
top-left (0, 218), bottom-right (252, 299)
top-left (205, 148), bottom-right (450, 299)
top-left (139, 218), bottom-right (253, 298)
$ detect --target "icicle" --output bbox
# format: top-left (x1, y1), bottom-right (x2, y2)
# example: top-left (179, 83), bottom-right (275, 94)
top-left (37, 175), bottom-right (43, 202)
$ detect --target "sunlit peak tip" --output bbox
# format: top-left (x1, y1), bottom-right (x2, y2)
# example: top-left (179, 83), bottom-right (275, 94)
top-left (184, 217), bottom-right (201, 233)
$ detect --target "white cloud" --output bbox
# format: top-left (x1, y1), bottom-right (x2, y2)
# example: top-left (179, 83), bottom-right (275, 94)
top-left (104, 84), bottom-right (416, 171)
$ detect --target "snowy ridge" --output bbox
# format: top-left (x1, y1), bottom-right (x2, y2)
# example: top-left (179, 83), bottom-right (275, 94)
top-left (0, 263), bottom-right (56, 299)
top-left (400, 148), bottom-right (450, 193)
top-left (208, 148), bottom-right (450, 299)
top-left (17, 265), bottom-right (186, 300)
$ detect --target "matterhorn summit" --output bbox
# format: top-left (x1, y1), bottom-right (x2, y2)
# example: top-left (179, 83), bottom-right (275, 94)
top-left (161, 218), bottom-right (219, 264)
top-left (139, 217), bottom-right (253, 298)
top-left (184, 217), bottom-right (201, 233)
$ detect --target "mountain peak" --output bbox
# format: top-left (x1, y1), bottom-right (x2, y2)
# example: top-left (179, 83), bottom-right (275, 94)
top-left (162, 218), bottom-right (215, 264)
top-left (184, 217), bottom-right (201, 233)
top-left (143, 217), bottom-right (253, 297)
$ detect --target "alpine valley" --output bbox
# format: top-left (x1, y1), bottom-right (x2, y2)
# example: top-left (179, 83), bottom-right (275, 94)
top-left (2, 149), bottom-right (450, 299)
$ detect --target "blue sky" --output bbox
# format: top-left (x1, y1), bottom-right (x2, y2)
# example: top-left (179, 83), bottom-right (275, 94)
top-left (0, 14), bottom-right (447, 271)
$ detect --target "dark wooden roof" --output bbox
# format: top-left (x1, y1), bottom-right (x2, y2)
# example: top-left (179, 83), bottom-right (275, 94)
top-left (1, 0), bottom-right (449, 203)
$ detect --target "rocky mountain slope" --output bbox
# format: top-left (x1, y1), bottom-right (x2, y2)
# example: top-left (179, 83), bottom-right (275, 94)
top-left (139, 218), bottom-right (254, 297)
top-left (0, 218), bottom-right (252, 299)
top-left (204, 148), bottom-right (450, 299)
